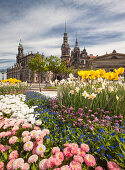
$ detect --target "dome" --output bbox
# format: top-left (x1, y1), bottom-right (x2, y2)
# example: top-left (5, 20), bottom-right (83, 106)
top-left (112, 50), bottom-right (116, 53)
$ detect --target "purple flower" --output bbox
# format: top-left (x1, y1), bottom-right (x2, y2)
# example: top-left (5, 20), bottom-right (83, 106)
top-left (78, 108), bottom-right (83, 113)
top-left (78, 119), bottom-right (83, 122)
top-left (94, 112), bottom-right (98, 114)
top-left (115, 126), bottom-right (119, 132)
top-left (104, 111), bottom-right (109, 113)
top-left (89, 126), bottom-right (94, 131)
top-left (69, 106), bottom-right (74, 110)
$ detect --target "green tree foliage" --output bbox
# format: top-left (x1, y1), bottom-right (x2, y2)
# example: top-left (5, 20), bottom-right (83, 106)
top-left (28, 53), bottom-right (47, 91)
top-left (46, 56), bottom-right (72, 79)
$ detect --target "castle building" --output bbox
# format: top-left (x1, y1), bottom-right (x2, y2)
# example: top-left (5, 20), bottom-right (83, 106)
top-left (61, 25), bottom-right (94, 68)
top-left (7, 40), bottom-right (53, 83)
top-left (61, 25), bottom-right (125, 74)
top-left (70, 34), bottom-right (80, 67)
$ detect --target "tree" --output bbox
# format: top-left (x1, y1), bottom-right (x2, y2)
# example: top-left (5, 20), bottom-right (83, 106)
top-left (46, 55), bottom-right (75, 80)
top-left (45, 56), bottom-right (65, 79)
top-left (28, 53), bottom-right (48, 91)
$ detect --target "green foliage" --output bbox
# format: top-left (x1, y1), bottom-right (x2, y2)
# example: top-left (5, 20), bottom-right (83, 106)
top-left (45, 56), bottom-right (62, 74)
top-left (46, 56), bottom-right (71, 79)
top-left (0, 84), bottom-right (28, 95)
top-left (28, 53), bottom-right (48, 91)
top-left (28, 53), bottom-right (47, 73)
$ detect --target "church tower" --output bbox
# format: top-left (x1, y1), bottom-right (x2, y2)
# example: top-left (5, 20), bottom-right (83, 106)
top-left (61, 23), bottom-right (70, 63)
top-left (17, 40), bottom-right (23, 64)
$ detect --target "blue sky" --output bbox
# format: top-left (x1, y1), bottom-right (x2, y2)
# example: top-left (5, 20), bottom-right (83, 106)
top-left (0, 0), bottom-right (125, 78)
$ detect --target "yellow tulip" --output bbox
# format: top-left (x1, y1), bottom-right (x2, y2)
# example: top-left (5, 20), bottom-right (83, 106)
top-left (117, 67), bottom-right (124, 74)
top-left (112, 73), bottom-right (118, 81)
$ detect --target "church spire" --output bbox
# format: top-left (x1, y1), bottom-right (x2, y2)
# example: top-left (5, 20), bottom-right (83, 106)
top-left (75, 32), bottom-right (78, 47)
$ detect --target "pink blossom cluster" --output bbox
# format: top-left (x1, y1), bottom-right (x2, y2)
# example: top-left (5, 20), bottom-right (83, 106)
top-left (39, 143), bottom-right (96, 170)
top-left (0, 116), bottom-right (49, 169)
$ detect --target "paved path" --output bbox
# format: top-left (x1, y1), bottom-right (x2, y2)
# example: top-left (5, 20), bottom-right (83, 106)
top-left (39, 91), bottom-right (57, 98)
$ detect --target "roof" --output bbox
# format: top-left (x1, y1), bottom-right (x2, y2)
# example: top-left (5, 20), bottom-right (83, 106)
top-left (93, 52), bottom-right (125, 60)
top-left (88, 55), bottom-right (96, 59)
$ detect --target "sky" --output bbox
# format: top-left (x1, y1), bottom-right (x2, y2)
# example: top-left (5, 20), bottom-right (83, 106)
top-left (0, 0), bottom-right (125, 79)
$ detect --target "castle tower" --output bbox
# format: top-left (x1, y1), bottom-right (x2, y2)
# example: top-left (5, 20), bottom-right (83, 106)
top-left (17, 39), bottom-right (23, 64)
top-left (61, 22), bottom-right (70, 62)
top-left (71, 33), bottom-right (80, 67)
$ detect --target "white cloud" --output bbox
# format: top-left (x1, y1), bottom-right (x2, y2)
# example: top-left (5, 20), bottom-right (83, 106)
top-left (0, 2), bottom-right (83, 60)
top-left (87, 40), bottom-right (125, 56)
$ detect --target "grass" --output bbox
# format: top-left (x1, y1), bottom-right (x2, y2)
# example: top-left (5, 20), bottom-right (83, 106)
top-left (43, 86), bottom-right (58, 89)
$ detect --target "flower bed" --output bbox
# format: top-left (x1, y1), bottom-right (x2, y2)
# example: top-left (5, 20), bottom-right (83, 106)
top-left (0, 67), bottom-right (125, 169)
top-left (57, 68), bottom-right (125, 117)
top-left (0, 78), bottom-right (29, 95)
top-left (0, 115), bottom-right (122, 170)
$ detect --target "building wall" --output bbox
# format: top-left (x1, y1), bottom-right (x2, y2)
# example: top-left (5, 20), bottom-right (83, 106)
top-left (89, 52), bottom-right (125, 72)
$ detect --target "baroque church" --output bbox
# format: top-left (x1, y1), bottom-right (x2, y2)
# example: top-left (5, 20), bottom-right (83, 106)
top-left (7, 40), bottom-right (53, 83)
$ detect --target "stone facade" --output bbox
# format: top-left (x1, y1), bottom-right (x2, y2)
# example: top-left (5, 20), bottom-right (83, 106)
top-left (89, 50), bottom-right (125, 72)
top-left (7, 40), bottom-right (53, 83)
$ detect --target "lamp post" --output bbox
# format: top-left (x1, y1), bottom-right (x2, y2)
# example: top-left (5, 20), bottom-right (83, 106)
top-left (1, 70), bottom-right (5, 80)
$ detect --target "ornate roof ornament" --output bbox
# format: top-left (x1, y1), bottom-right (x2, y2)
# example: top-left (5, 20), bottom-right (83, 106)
top-left (19, 39), bottom-right (22, 47)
